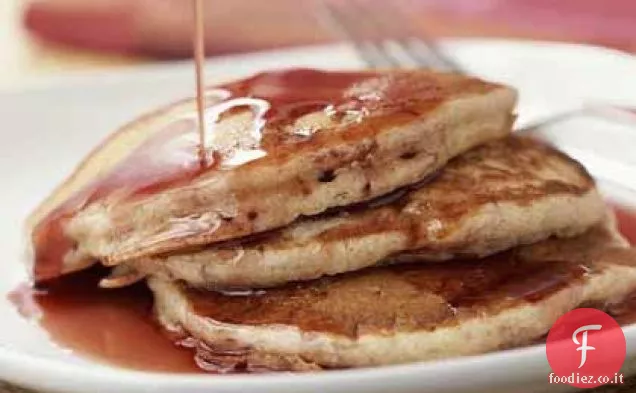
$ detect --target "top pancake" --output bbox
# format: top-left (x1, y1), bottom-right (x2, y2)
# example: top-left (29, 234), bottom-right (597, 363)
top-left (30, 69), bottom-right (516, 281)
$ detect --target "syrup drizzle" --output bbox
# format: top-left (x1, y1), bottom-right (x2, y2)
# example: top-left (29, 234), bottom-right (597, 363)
top-left (194, 0), bottom-right (208, 167)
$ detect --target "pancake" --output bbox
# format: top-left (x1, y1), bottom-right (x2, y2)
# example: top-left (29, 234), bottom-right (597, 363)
top-left (115, 136), bottom-right (605, 289)
top-left (150, 217), bottom-right (636, 371)
top-left (30, 69), bottom-right (516, 281)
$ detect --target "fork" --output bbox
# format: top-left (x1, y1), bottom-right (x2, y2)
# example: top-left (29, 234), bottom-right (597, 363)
top-left (316, 0), bottom-right (636, 132)
top-left (317, 0), bottom-right (460, 72)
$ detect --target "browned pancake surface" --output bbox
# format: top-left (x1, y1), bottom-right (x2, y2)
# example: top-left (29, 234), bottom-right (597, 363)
top-left (185, 254), bottom-right (586, 338)
top-left (125, 136), bottom-right (604, 289)
top-left (151, 220), bottom-right (636, 371)
top-left (31, 69), bottom-right (516, 281)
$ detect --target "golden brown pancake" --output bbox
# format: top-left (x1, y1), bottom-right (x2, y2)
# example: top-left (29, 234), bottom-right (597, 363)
top-left (150, 218), bottom-right (636, 371)
top-left (30, 69), bottom-right (516, 281)
top-left (116, 136), bottom-right (605, 289)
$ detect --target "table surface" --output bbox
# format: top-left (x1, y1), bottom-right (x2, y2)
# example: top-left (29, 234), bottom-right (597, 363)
top-left (0, 0), bottom-right (142, 89)
top-left (2, 0), bottom-right (636, 391)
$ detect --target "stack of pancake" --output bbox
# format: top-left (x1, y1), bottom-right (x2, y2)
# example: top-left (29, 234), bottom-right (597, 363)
top-left (29, 69), bottom-right (636, 372)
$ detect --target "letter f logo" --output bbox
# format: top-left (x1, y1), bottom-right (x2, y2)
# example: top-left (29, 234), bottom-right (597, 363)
top-left (572, 324), bottom-right (602, 368)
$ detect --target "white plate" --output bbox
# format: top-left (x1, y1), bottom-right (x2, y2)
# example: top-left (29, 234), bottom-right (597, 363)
top-left (1, 40), bottom-right (636, 393)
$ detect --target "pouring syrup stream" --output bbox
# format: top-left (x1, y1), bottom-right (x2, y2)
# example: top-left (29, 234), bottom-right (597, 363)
top-left (194, 0), bottom-right (208, 167)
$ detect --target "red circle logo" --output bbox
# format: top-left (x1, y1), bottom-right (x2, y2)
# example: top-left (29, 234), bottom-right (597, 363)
top-left (546, 308), bottom-right (626, 388)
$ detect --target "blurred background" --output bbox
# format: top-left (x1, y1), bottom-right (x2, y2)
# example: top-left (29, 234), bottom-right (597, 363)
top-left (1, 0), bottom-right (635, 88)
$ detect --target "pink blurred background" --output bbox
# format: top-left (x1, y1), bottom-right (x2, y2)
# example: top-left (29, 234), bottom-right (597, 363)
top-left (22, 0), bottom-right (636, 57)
top-left (1, 0), bottom-right (634, 88)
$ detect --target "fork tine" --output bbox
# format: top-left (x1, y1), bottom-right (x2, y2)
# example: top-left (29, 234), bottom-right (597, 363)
top-left (393, 0), bottom-right (463, 72)
top-left (345, 0), bottom-right (420, 69)
top-left (405, 37), bottom-right (463, 73)
top-left (318, 0), bottom-right (462, 72)
top-left (360, 0), bottom-right (463, 72)
top-left (316, 0), bottom-right (398, 69)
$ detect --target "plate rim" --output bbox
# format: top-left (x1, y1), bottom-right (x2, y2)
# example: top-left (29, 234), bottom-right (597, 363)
top-left (1, 37), bottom-right (634, 95)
